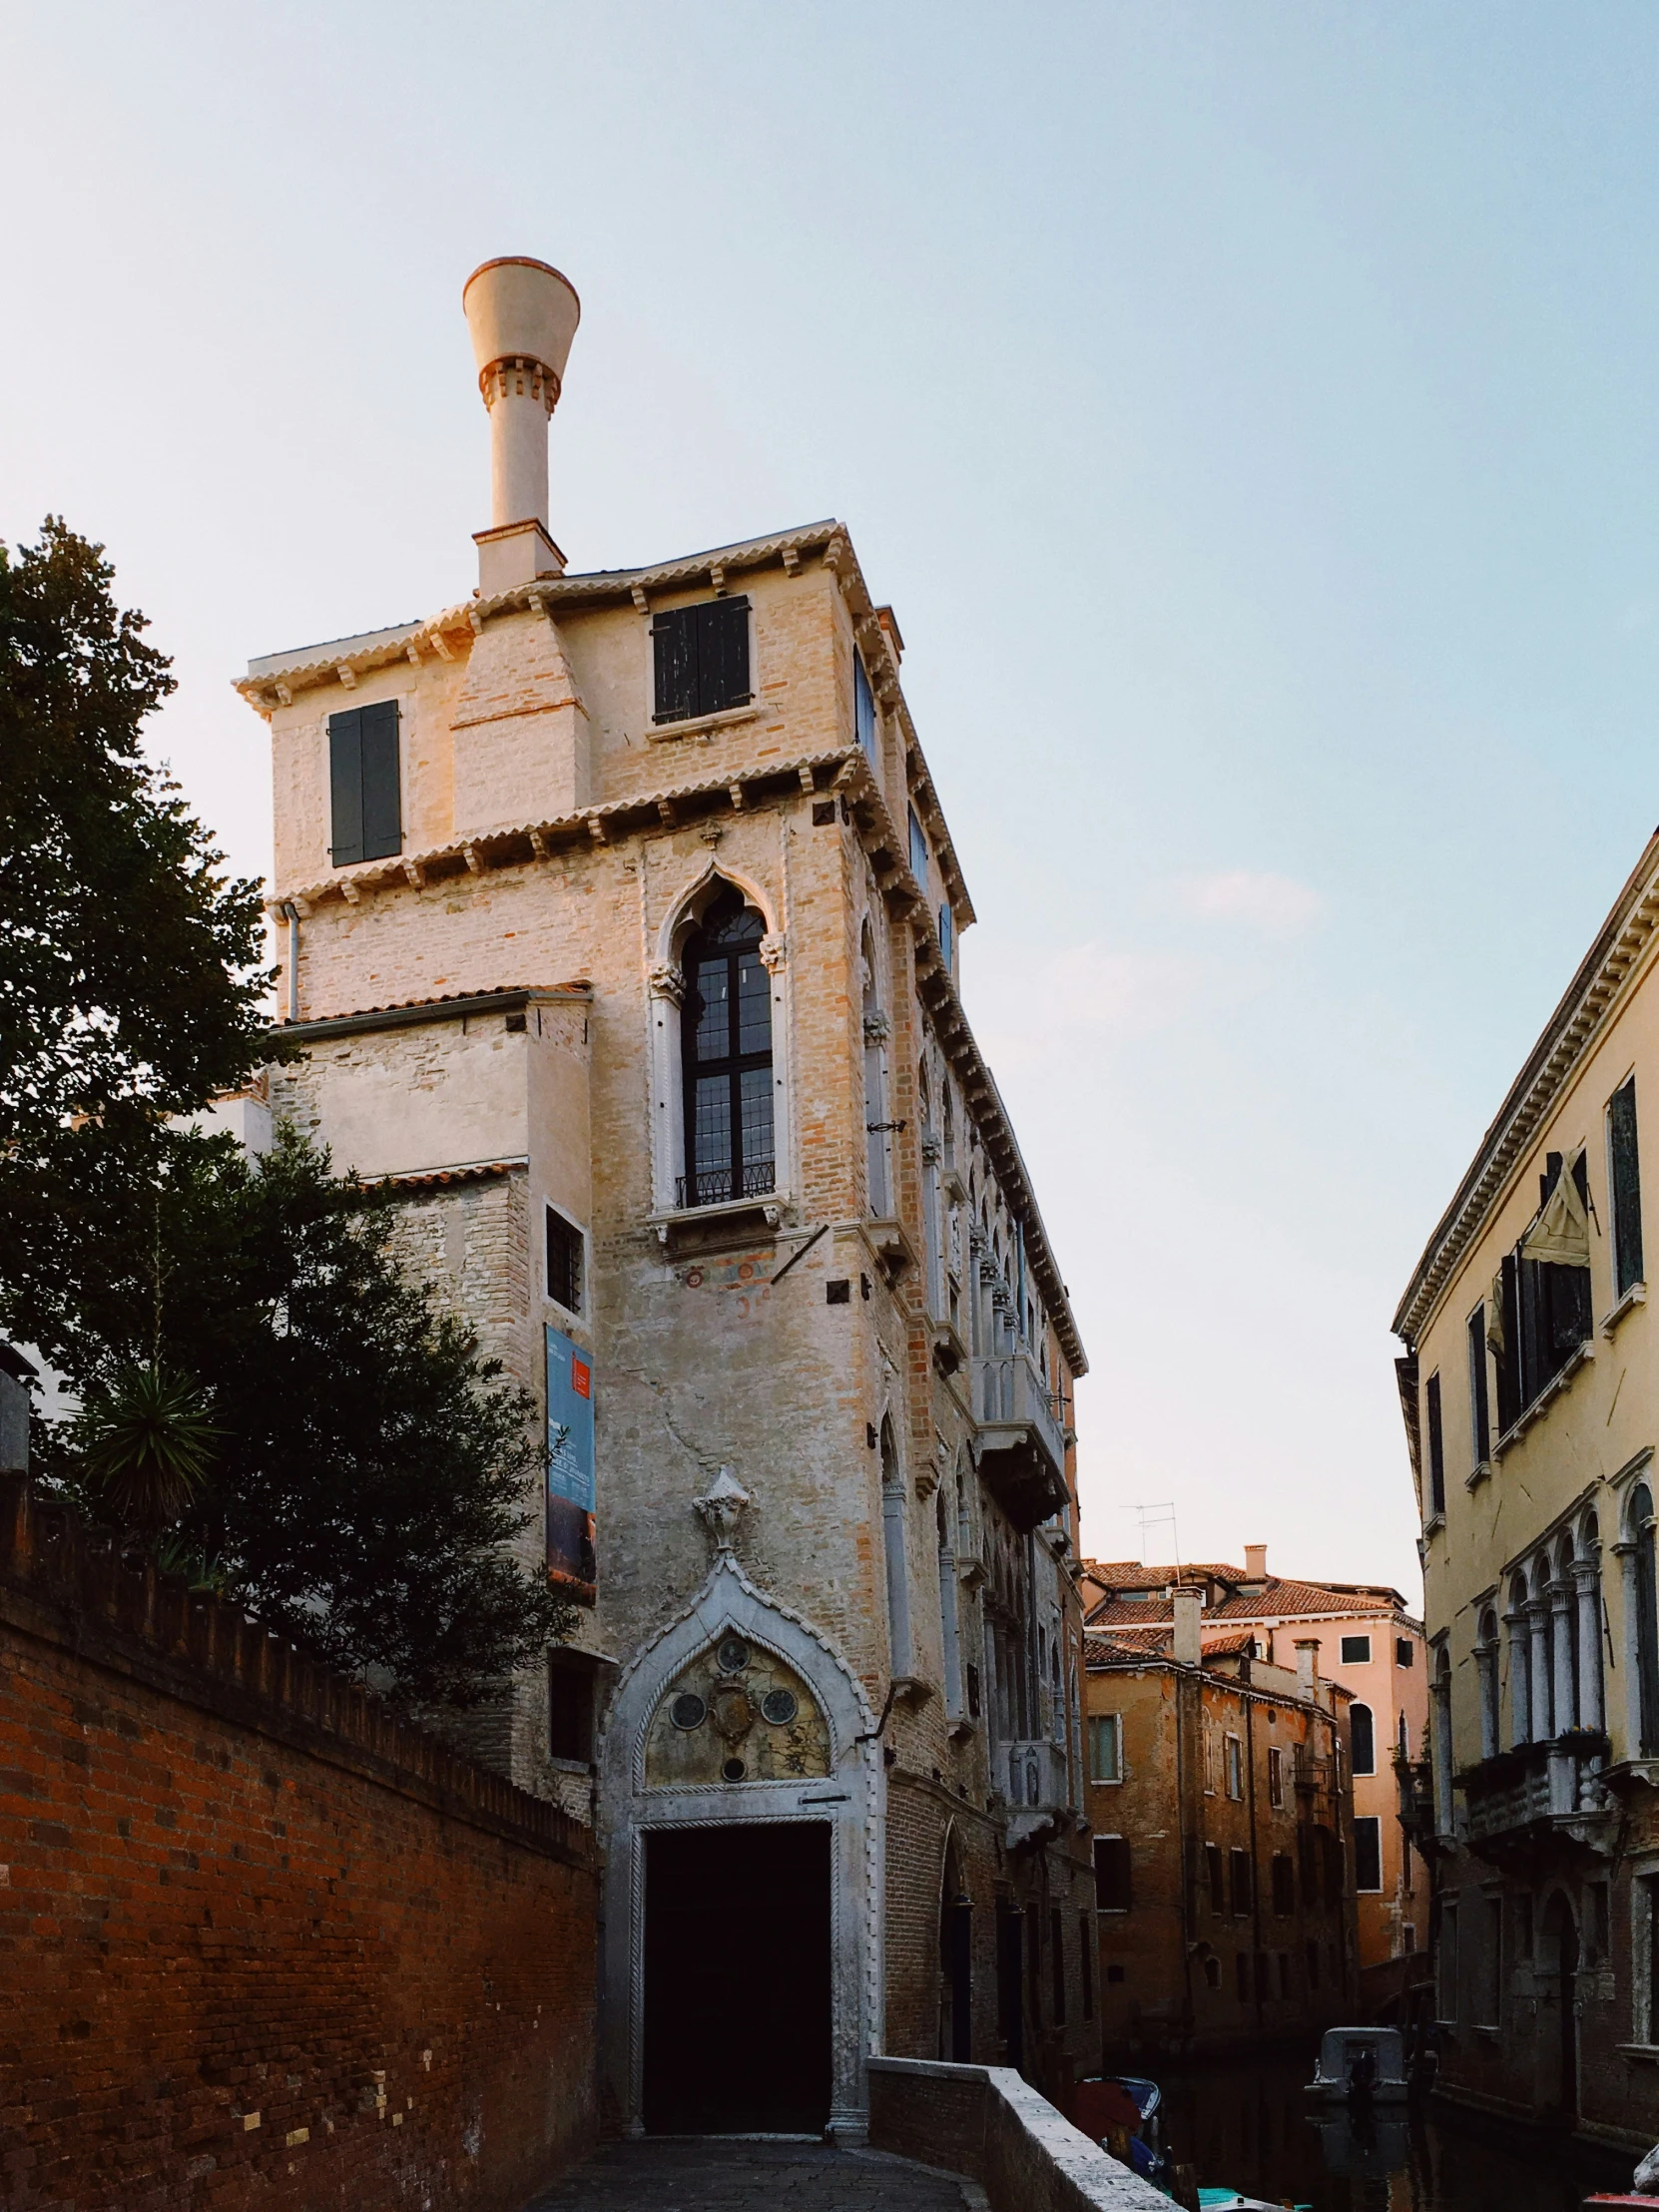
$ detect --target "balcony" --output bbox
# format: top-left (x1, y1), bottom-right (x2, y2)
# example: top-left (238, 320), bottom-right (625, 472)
top-left (972, 1352), bottom-right (1068, 1533)
top-left (1002, 1737), bottom-right (1074, 1848)
top-left (1457, 1731), bottom-right (1613, 1856)
top-left (675, 1159), bottom-right (776, 1210)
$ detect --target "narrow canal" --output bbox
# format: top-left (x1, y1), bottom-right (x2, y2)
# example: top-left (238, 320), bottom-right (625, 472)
top-left (1151, 2047), bottom-right (1635, 2212)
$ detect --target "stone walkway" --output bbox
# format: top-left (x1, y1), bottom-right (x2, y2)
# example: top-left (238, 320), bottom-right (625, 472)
top-left (524, 2136), bottom-right (980, 2209)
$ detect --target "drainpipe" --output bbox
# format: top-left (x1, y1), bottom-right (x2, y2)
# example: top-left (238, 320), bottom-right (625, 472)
top-left (282, 902), bottom-right (300, 1023)
top-left (1246, 1692), bottom-right (1264, 2032)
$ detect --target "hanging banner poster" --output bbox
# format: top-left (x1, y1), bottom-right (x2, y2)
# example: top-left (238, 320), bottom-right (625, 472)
top-left (545, 1326), bottom-right (596, 1604)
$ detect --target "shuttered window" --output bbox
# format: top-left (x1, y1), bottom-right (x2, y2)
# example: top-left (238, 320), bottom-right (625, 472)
top-left (1467, 1302), bottom-right (1491, 1465)
top-left (908, 806), bottom-right (929, 885)
top-left (1229, 1848), bottom-right (1253, 1915)
top-left (546, 1207), bottom-right (583, 1314)
top-left (1425, 1372), bottom-right (1445, 1516)
top-left (854, 653), bottom-right (877, 761)
top-left (328, 700), bottom-right (401, 865)
top-left (652, 597), bottom-right (752, 724)
top-left (1093, 1835), bottom-right (1132, 1912)
top-left (1611, 1075), bottom-right (1645, 1298)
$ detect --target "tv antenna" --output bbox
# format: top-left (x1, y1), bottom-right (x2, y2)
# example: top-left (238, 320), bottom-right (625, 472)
top-left (1121, 1500), bottom-right (1180, 1567)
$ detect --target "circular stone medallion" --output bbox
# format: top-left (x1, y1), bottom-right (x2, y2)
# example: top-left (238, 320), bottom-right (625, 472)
top-left (716, 1636), bottom-right (751, 1675)
top-left (761, 1688), bottom-right (799, 1726)
top-left (670, 1692), bottom-right (707, 1730)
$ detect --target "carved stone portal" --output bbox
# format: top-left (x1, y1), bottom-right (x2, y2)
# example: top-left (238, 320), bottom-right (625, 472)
top-left (644, 1636), bottom-right (830, 1788)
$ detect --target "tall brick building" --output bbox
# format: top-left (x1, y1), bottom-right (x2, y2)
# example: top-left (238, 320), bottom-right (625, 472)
top-left (235, 258), bottom-right (1095, 2140)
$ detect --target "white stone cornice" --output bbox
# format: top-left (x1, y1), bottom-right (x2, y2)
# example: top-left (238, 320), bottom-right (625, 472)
top-left (1395, 836), bottom-right (1659, 1346)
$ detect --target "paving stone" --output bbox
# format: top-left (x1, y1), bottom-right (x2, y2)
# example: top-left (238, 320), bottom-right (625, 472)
top-left (524, 2137), bottom-right (972, 2210)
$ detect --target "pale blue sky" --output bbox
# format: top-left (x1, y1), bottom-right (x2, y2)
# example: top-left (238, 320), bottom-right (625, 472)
top-left (9, 5), bottom-right (1659, 1597)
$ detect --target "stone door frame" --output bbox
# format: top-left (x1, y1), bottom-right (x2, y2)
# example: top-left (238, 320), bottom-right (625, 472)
top-left (597, 1555), bottom-right (881, 2142)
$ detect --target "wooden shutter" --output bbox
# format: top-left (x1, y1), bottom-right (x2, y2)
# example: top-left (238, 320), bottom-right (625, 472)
top-left (696, 597), bottom-right (751, 715)
top-left (652, 606), bottom-right (699, 724)
top-left (329, 709), bottom-right (363, 865)
top-left (1425, 1372), bottom-right (1445, 1515)
top-left (1613, 1076), bottom-right (1644, 1297)
top-left (359, 700), bottom-right (401, 861)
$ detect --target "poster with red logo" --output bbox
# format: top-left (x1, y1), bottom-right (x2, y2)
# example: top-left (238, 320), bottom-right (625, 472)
top-left (545, 1326), bottom-right (596, 1603)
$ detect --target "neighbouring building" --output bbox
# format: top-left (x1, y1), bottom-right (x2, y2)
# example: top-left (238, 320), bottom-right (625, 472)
top-left (1081, 1550), bottom-right (1428, 1977)
top-left (234, 256), bottom-right (1096, 2140)
top-left (1393, 825), bottom-right (1659, 2153)
top-left (1081, 1585), bottom-right (1359, 2058)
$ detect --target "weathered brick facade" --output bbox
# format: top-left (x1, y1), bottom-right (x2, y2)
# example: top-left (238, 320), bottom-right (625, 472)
top-left (0, 1476), bottom-right (598, 2210)
top-left (1083, 1630), bottom-right (1360, 2057)
top-left (241, 476), bottom-right (1096, 2132)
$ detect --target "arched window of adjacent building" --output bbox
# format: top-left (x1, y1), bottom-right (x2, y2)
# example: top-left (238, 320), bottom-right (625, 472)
top-left (1576, 1509), bottom-right (1605, 1736)
top-left (678, 885), bottom-right (774, 1208)
top-left (1507, 1571), bottom-right (1532, 1747)
top-left (1475, 1608), bottom-right (1500, 1762)
top-left (1431, 1644), bottom-right (1453, 1834)
top-left (880, 1415), bottom-right (912, 1678)
top-left (1630, 1481), bottom-right (1659, 1755)
top-left (1351, 1702), bottom-right (1376, 1777)
top-left (937, 1488), bottom-right (963, 1719)
top-left (1554, 1533), bottom-right (1581, 1733)
top-left (861, 919), bottom-right (890, 1218)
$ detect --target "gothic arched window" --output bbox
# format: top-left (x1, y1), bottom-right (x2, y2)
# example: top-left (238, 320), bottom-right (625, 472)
top-left (680, 888), bottom-right (774, 1208)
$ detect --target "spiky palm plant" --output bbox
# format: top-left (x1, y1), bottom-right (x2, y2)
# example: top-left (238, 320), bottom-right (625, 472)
top-left (74, 1365), bottom-right (218, 1527)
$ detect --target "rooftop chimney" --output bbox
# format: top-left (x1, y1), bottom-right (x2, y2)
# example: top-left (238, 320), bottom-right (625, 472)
top-left (1172, 1586), bottom-right (1202, 1667)
top-left (462, 256), bottom-right (581, 595)
top-left (1244, 1542), bottom-right (1268, 1581)
top-left (1295, 1637), bottom-right (1321, 1698)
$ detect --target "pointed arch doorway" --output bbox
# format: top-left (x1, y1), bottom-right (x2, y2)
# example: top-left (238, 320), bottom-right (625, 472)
top-left (598, 1556), bottom-right (879, 2143)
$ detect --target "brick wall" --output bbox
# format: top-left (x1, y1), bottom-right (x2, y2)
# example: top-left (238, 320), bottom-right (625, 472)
top-left (0, 1477), bottom-right (598, 2212)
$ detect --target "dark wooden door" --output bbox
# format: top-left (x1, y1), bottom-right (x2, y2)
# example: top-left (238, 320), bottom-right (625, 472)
top-left (643, 1821), bottom-right (831, 2134)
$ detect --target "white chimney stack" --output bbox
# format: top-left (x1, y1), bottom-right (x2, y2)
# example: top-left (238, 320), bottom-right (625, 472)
top-left (1295, 1637), bottom-right (1321, 1698)
top-left (462, 256), bottom-right (581, 594)
top-left (1172, 1586), bottom-right (1202, 1668)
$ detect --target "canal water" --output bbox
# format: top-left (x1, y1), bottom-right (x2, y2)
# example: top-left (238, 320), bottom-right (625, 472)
top-left (1151, 2046), bottom-right (1635, 2212)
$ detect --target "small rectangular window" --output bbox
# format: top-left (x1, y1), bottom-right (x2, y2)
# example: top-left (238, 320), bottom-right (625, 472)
top-left (1425, 1372), bottom-right (1445, 1516)
top-left (1225, 1734), bottom-right (1244, 1799)
top-left (1395, 1638), bottom-right (1414, 1669)
top-left (1235, 1950), bottom-right (1251, 2000)
top-left (1439, 1900), bottom-right (1460, 2021)
top-left (1094, 1835), bottom-right (1132, 1912)
top-left (1229, 1848), bottom-right (1253, 1916)
top-left (908, 806), bottom-right (929, 886)
top-left (545, 1207), bottom-right (584, 1314)
top-left (1050, 1907), bottom-right (1066, 2024)
top-left (1079, 1912), bottom-right (1094, 2020)
top-left (328, 699), bottom-right (401, 865)
top-left (547, 1650), bottom-right (595, 1763)
top-left (1272, 1854), bottom-right (1295, 1916)
top-left (1268, 1745), bottom-right (1284, 1808)
top-left (854, 652), bottom-right (877, 761)
top-left (1467, 1303), bottom-right (1491, 1465)
top-left (965, 1662), bottom-right (981, 1719)
top-left (1611, 1075), bottom-right (1645, 1299)
top-left (1340, 1635), bottom-right (1372, 1666)
top-left (652, 597), bottom-right (752, 725)
top-left (1354, 1815), bottom-right (1382, 1893)
top-left (1087, 1713), bottom-right (1121, 1783)
top-left (1206, 1843), bottom-right (1225, 1916)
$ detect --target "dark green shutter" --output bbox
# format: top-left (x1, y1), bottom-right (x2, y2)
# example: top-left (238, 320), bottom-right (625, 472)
top-left (696, 597), bottom-right (751, 714)
top-left (652, 608), bottom-right (699, 724)
top-left (1613, 1076), bottom-right (1644, 1297)
top-left (359, 700), bottom-right (401, 861)
top-left (329, 709), bottom-right (364, 865)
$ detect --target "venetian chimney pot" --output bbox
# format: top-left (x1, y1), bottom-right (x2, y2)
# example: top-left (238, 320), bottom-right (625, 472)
top-left (1172, 1586), bottom-right (1203, 1668)
top-left (1295, 1637), bottom-right (1321, 1697)
top-left (1244, 1542), bottom-right (1268, 1581)
top-left (462, 255), bottom-right (581, 593)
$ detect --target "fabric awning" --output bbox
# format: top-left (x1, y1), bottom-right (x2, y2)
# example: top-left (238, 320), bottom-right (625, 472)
top-left (1521, 1152), bottom-right (1591, 1269)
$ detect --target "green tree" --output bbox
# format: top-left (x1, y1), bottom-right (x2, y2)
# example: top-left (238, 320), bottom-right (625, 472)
top-left (22, 1124), bottom-right (573, 1707)
top-left (0, 519), bottom-right (271, 1153)
top-left (0, 522), bottom-right (570, 1706)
